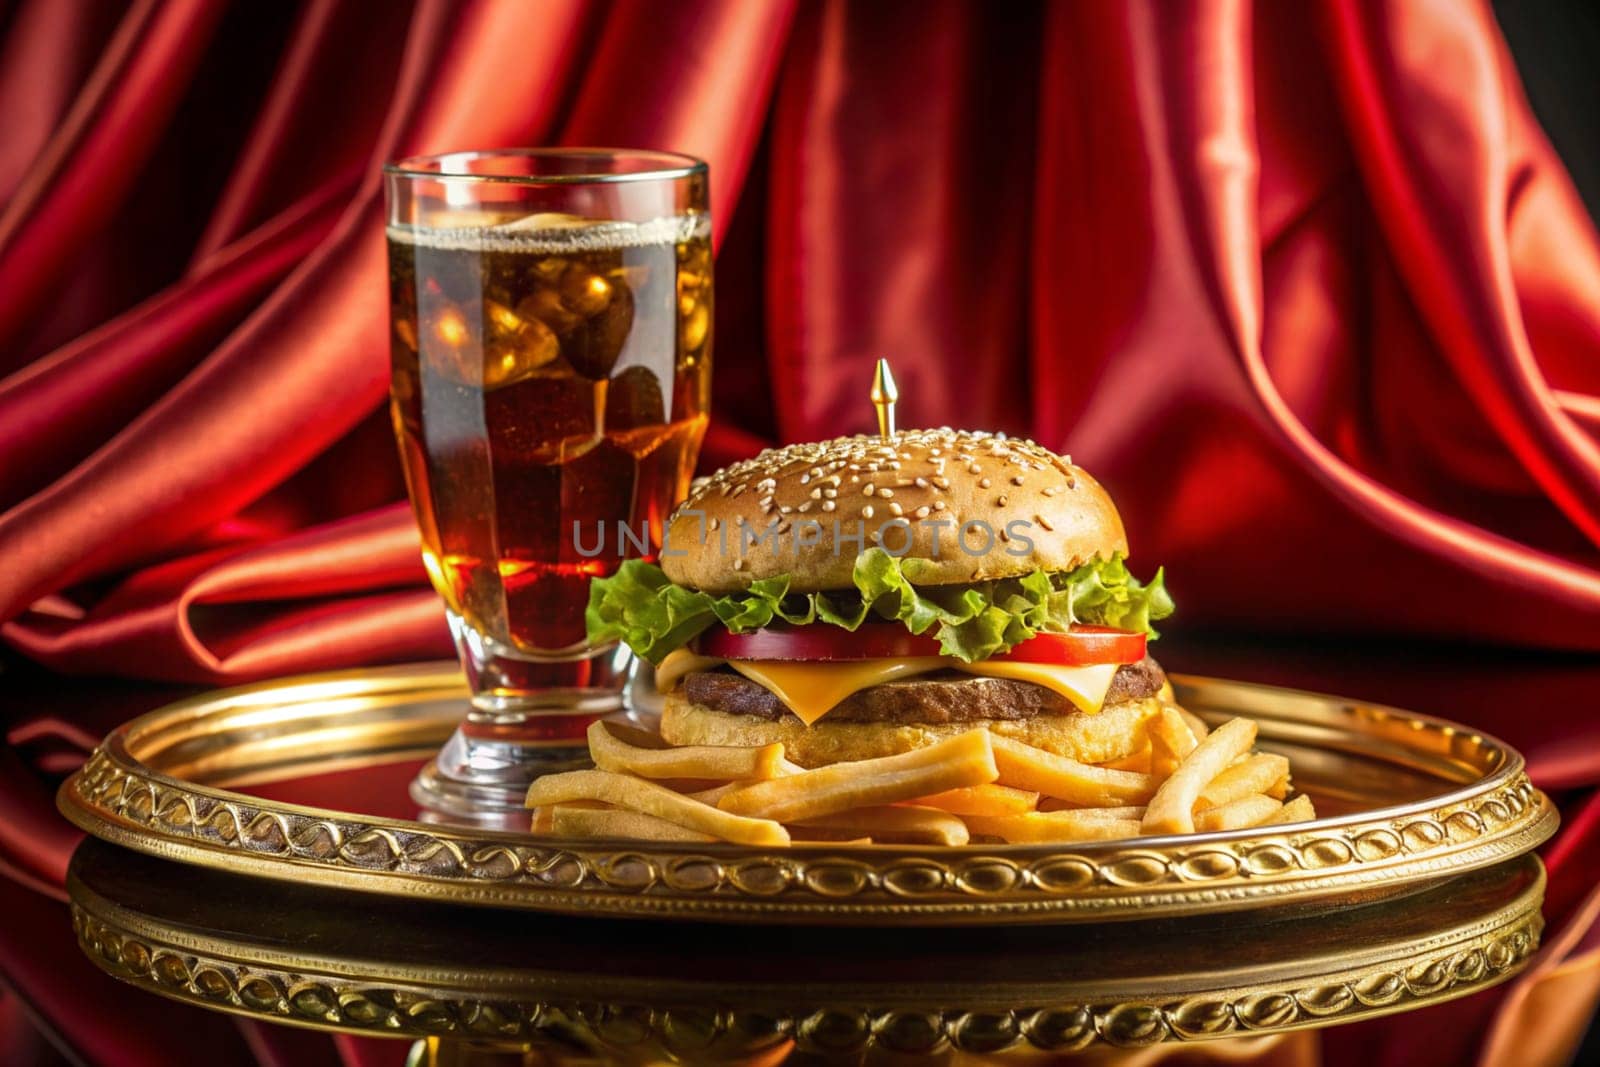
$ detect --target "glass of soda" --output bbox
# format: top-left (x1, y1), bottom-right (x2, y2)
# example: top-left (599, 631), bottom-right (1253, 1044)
top-left (384, 149), bottom-right (711, 820)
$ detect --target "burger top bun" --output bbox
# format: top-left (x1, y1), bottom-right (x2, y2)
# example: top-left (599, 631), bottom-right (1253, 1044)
top-left (661, 429), bottom-right (1128, 594)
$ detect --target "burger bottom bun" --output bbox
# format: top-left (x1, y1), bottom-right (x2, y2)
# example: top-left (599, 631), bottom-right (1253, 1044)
top-left (659, 690), bottom-right (1160, 767)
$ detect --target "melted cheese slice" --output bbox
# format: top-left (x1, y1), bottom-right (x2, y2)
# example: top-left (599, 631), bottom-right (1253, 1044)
top-left (960, 660), bottom-right (1119, 715)
top-left (720, 657), bottom-right (1122, 726)
top-left (728, 658), bottom-right (947, 725)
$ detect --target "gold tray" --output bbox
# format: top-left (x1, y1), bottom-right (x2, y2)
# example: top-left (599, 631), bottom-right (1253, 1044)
top-left (57, 664), bottom-right (1556, 925)
top-left (68, 839), bottom-right (1546, 1052)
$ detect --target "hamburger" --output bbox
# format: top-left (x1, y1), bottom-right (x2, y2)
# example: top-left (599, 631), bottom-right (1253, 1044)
top-left (586, 429), bottom-right (1173, 770)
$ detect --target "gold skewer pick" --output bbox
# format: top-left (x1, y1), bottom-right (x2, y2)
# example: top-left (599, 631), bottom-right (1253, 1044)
top-left (870, 358), bottom-right (899, 438)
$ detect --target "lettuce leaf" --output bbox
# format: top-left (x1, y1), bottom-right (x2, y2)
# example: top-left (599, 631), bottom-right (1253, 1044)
top-left (585, 548), bottom-right (1174, 665)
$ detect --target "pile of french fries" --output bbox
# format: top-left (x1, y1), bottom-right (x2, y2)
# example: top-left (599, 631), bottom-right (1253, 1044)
top-left (526, 704), bottom-right (1315, 847)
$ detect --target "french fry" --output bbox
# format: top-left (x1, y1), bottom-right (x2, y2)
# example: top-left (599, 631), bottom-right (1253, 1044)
top-left (1178, 707), bottom-right (1210, 741)
top-left (532, 798), bottom-right (607, 833)
top-left (1149, 705), bottom-right (1199, 778)
top-left (597, 719), bottom-right (672, 749)
top-left (905, 784), bottom-right (1039, 817)
top-left (525, 769), bottom-right (790, 846)
top-left (1194, 793), bottom-right (1282, 832)
top-left (964, 810), bottom-right (1144, 844)
top-left (1142, 717), bottom-right (1257, 834)
top-left (588, 720), bottom-right (786, 781)
top-left (1196, 753), bottom-right (1290, 811)
top-left (1100, 745), bottom-right (1152, 773)
top-left (637, 778), bottom-right (733, 794)
top-left (717, 729), bottom-right (997, 823)
top-left (551, 804), bottom-right (717, 842)
top-left (793, 805), bottom-right (970, 846)
top-left (686, 782), bottom-right (739, 805)
top-left (1037, 801), bottom-right (1147, 819)
top-left (1266, 794), bottom-right (1317, 825)
top-left (786, 832), bottom-right (875, 846)
top-left (990, 734), bottom-right (1156, 806)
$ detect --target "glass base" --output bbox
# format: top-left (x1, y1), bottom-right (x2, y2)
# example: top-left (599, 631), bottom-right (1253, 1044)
top-left (447, 611), bottom-right (634, 713)
top-left (411, 613), bottom-right (641, 824)
top-left (411, 728), bottom-right (593, 827)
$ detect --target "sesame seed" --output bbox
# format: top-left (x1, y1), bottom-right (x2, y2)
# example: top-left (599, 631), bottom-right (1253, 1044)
top-left (862, 505), bottom-right (875, 519)
top-left (914, 506), bottom-right (930, 519)
top-left (822, 500), bottom-right (836, 512)
top-left (1036, 514), bottom-right (1054, 531)
top-left (1043, 486), bottom-right (1060, 497)
top-left (889, 502), bottom-right (904, 517)
top-left (931, 477), bottom-right (950, 489)
top-left (877, 487), bottom-right (893, 498)
top-left (934, 501), bottom-right (947, 511)
top-left (863, 483), bottom-right (875, 496)
top-left (823, 488), bottom-right (838, 499)
top-left (733, 558), bottom-right (746, 570)
top-left (800, 473), bottom-right (811, 485)
top-left (997, 495), bottom-right (1009, 506)
top-left (914, 477), bottom-right (929, 488)
top-left (810, 487), bottom-right (823, 500)
top-left (1011, 475), bottom-right (1024, 486)
top-left (967, 463), bottom-right (982, 474)
top-left (709, 517), bottom-right (720, 530)
top-left (979, 477), bottom-right (991, 488)
top-left (999, 528), bottom-right (1010, 542)
top-left (798, 501), bottom-right (812, 512)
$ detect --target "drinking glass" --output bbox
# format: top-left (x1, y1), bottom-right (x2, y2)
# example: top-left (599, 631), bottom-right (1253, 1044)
top-left (384, 149), bottom-right (711, 819)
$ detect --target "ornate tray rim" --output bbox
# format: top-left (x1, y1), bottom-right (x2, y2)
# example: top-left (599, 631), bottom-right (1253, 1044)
top-left (67, 842), bottom-right (1547, 1049)
top-left (57, 663), bottom-right (1558, 925)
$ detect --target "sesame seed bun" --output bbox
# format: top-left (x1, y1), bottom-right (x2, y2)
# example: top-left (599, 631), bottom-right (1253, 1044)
top-left (660, 688), bottom-right (1159, 766)
top-left (661, 429), bottom-right (1128, 594)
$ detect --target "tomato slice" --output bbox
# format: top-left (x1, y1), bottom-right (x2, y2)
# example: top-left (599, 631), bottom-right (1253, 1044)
top-left (695, 623), bottom-right (1144, 666)
top-left (991, 625), bottom-right (1146, 666)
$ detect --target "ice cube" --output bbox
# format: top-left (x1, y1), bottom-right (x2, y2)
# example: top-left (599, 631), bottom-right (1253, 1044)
top-left (605, 365), bottom-right (665, 430)
top-left (515, 287), bottom-right (581, 337)
top-left (565, 280), bottom-right (634, 379)
top-left (420, 304), bottom-right (482, 384)
top-left (393, 317), bottom-right (418, 352)
top-left (483, 317), bottom-right (559, 389)
top-left (559, 266), bottom-right (614, 317)
top-left (498, 212), bottom-right (596, 232)
top-left (679, 299), bottom-right (709, 352)
top-left (484, 371), bottom-right (603, 464)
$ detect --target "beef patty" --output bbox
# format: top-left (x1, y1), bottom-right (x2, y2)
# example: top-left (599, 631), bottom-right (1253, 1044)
top-left (680, 656), bottom-right (1166, 725)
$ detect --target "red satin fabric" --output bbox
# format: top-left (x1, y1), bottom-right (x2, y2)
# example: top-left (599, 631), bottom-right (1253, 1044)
top-left (2, 0), bottom-right (1599, 1064)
